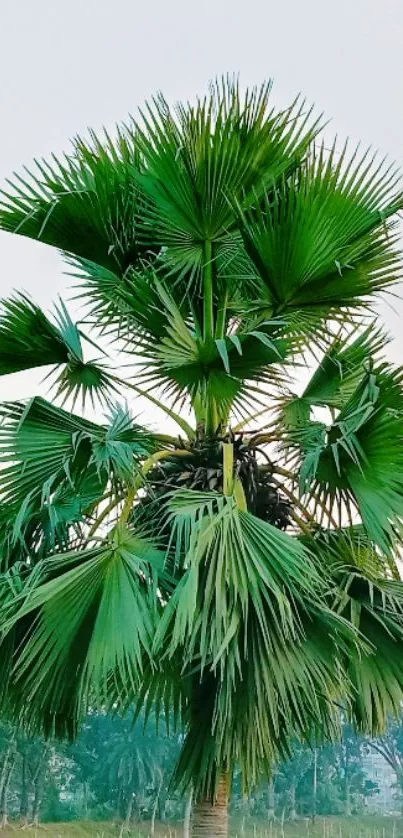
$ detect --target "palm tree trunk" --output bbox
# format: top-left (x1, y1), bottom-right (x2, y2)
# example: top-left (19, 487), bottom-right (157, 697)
top-left (0, 749), bottom-right (10, 804)
top-left (82, 780), bottom-right (89, 819)
top-left (0, 746), bottom-right (11, 829)
top-left (343, 748), bottom-right (351, 817)
top-left (191, 774), bottom-right (229, 838)
top-left (31, 769), bottom-right (44, 826)
top-left (119, 792), bottom-right (134, 838)
top-left (116, 784), bottom-right (123, 820)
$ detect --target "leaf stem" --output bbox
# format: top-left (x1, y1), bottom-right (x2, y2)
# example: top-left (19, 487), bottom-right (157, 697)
top-left (222, 443), bottom-right (234, 496)
top-left (270, 475), bottom-right (317, 527)
top-left (86, 494), bottom-right (124, 541)
top-left (203, 240), bottom-right (214, 341)
top-left (215, 290), bottom-right (228, 340)
top-left (113, 377), bottom-right (196, 440)
top-left (203, 240), bottom-right (218, 437)
top-left (119, 486), bottom-right (136, 526)
top-left (88, 450), bottom-right (190, 539)
top-left (205, 394), bottom-right (218, 436)
top-left (289, 508), bottom-right (311, 536)
top-left (120, 448), bottom-right (189, 523)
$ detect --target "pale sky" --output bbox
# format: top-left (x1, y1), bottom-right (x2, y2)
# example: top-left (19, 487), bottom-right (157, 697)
top-left (0, 0), bottom-right (402, 419)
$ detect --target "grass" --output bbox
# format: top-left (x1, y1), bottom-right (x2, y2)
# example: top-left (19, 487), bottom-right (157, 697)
top-left (230, 817), bottom-right (401, 838)
top-left (0, 819), bottom-right (400, 837)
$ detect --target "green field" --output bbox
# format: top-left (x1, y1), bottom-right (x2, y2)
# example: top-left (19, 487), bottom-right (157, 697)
top-left (0, 819), bottom-right (400, 838)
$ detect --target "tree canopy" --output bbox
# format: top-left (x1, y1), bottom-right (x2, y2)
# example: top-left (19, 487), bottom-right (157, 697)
top-left (0, 79), bottom-right (403, 824)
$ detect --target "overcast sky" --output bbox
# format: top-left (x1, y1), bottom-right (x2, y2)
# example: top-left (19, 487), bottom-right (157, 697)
top-left (0, 0), bottom-right (402, 415)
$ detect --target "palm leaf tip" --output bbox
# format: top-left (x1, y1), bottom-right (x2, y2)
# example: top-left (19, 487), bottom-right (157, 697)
top-left (0, 293), bottom-right (115, 409)
top-left (0, 294), bottom-right (70, 375)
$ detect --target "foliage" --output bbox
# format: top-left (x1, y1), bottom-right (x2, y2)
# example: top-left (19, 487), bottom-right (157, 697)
top-left (0, 77), bottom-right (403, 806)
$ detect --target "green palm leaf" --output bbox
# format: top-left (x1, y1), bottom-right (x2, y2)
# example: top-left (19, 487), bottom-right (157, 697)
top-left (133, 80), bottom-right (319, 274)
top-left (240, 143), bottom-right (403, 316)
top-left (0, 526), bottom-right (162, 735)
top-left (340, 570), bottom-right (403, 732)
top-left (306, 530), bottom-right (403, 732)
top-left (153, 489), bottom-right (356, 793)
top-left (0, 397), bottom-right (156, 551)
top-left (282, 368), bottom-right (403, 552)
top-left (0, 294), bottom-right (74, 374)
top-left (77, 261), bottom-right (290, 426)
top-left (300, 326), bottom-right (387, 410)
top-left (0, 294), bottom-right (114, 408)
top-left (0, 130), bottom-right (149, 273)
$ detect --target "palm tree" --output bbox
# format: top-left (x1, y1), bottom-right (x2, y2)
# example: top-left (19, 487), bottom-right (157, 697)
top-left (0, 79), bottom-right (403, 837)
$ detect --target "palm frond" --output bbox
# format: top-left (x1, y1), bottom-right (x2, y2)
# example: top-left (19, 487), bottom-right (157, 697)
top-left (300, 325), bottom-right (387, 410)
top-left (76, 261), bottom-right (290, 427)
top-left (338, 570), bottom-right (403, 732)
top-left (239, 142), bottom-right (403, 316)
top-left (0, 294), bottom-right (114, 408)
top-left (154, 489), bottom-right (356, 793)
top-left (303, 529), bottom-right (403, 733)
top-left (0, 397), bottom-right (156, 550)
top-left (280, 366), bottom-right (403, 552)
top-left (132, 79), bottom-right (319, 275)
top-left (0, 294), bottom-right (73, 374)
top-left (0, 526), bottom-right (162, 735)
top-left (0, 130), bottom-right (151, 273)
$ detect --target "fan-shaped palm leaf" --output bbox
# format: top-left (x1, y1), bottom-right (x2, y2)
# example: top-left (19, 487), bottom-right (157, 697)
top-left (0, 294), bottom-right (114, 409)
top-left (133, 81), bottom-right (319, 274)
top-left (0, 130), bottom-right (151, 274)
top-left (152, 489), bottom-right (357, 794)
top-left (307, 529), bottom-right (403, 732)
top-left (239, 143), bottom-right (403, 317)
top-left (0, 526), bottom-right (163, 735)
top-left (280, 367), bottom-right (403, 552)
top-left (0, 397), bottom-right (157, 553)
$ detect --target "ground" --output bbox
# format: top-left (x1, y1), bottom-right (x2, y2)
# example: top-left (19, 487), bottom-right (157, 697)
top-left (0, 818), bottom-right (400, 837)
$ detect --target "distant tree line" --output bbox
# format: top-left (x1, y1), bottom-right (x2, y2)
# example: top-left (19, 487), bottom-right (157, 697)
top-left (0, 713), bottom-right (401, 828)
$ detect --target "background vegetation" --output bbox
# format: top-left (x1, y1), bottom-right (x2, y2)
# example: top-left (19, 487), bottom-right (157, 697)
top-left (0, 712), bottom-right (402, 830)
